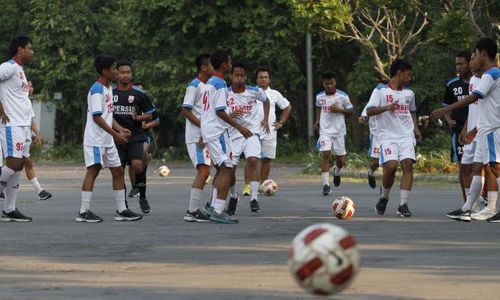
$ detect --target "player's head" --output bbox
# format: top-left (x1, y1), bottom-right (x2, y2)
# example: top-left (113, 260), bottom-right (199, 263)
top-left (455, 51), bottom-right (471, 77)
top-left (469, 52), bottom-right (481, 74)
top-left (94, 55), bottom-right (117, 82)
top-left (231, 61), bottom-right (247, 89)
top-left (9, 35), bottom-right (34, 64)
top-left (321, 70), bottom-right (337, 94)
top-left (474, 38), bottom-right (498, 67)
top-left (210, 49), bottom-right (232, 74)
top-left (255, 67), bottom-right (271, 89)
top-left (116, 61), bottom-right (133, 85)
top-left (195, 53), bottom-right (212, 75)
top-left (389, 59), bottom-right (412, 85)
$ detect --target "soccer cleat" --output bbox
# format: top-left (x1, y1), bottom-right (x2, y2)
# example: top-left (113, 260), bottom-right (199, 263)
top-left (375, 197), bottom-right (388, 215)
top-left (38, 190), bottom-right (52, 200)
top-left (242, 184), bottom-right (251, 196)
top-left (183, 209), bottom-right (211, 222)
top-left (76, 210), bottom-right (103, 223)
top-left (226, 196), bottom-right (239, 216)
top-left (487, 212), bottom-right (500, 223)
top-left (2, 209), bottom-right (32, 222)
top-left (471, 207), bottom-right (496, 221)
top-left (139, 198), bottom-right (151, 214)
top-left (250, 199), bottom-right (260, 212)
top-left (209, 210), bottom-right (239, 224)
top-left (322, 184), bottom-right (331, 196)
top-left (128, 187), bottom-right (140, 198)
top-left (367, 172), bottom-right (376, 189)
top-left (397, 204), bottom-right (412, 218)
top-left (115, 209), bottom-right (143, 221)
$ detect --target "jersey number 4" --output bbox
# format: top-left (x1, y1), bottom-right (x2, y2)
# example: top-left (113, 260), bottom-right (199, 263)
top-left (202, 91), bottom-right (210, 111)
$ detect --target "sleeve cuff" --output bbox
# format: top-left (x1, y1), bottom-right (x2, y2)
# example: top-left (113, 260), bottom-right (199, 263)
top-left (472, 90), bottom-right (485, 99)
top-left (91, 111), bottom-right (102, 116)
top-left (215, 106), bottom-right (226, 111)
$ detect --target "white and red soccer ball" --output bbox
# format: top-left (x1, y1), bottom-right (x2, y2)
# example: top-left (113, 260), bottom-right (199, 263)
top-left (331, 196), bottom-right (355, 219)
top-left (288, 223), bottom-right (360, 296)
top-left (260, 179), bottom-right (278, 196)
top-left (158, 165), bottom-right (170, 177)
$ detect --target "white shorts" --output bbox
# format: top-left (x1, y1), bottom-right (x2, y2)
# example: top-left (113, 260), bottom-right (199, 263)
top-left (479, 129), bottom-right (500, 165)
top-left (206, 132), bottom-right (233, 168)
top-left (368, 134), bottom-right (380, 159)
top-left (316, 135), bottom-right (346, 155)
top-left (260, 137), bottom-right (277, 160)
top-left (84, 144), bottom-right (121, 168)
top-left (186, 142), bottom-right (211, 167)
top-left (0, 126), bottom-right (31, 159)
top-left (232, 135), bottom-right (261, 166)
top-left (461, 141), bottom-right (477, 165)
top-left (379, 140), bottom-right (416, 164)
top-left (473, 141), bottom-right (484, 164)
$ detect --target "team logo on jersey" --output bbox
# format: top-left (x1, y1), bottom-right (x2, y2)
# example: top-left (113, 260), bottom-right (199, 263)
top-left (128, 96), bottom-right (135, 103)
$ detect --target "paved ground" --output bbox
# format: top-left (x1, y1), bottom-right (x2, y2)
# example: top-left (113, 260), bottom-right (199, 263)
top-left (0, 163), bottom-right (499, 300)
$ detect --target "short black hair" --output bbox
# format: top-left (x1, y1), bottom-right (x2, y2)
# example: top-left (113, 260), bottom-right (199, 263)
top-left (389, 59), bottom-right (412, 78)
top-left (321, 70), bottom-right (337, 80)
top-left (195, 53), bottom-right (210, 71)
top-left (255, 67), bottom-right (271, 80)
top-left (94, 55), bottom-right (116, 75)
top-left (116, 60), bottom-right (132, 70)
top-left (231, 61), bottom-right (247, 74)
top-left (210, 49), bottom-right (231, 70)
top-left (475, 38), bottom-right (498, 60)
top-left (456, 51), bottom-right (471, 62)
top-left (9, 35), bottom-right (32, 57)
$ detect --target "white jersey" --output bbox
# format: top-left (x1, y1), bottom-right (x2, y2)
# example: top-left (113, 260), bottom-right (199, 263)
top-left (467, 75), bottom-right (481, 141)
top-left (316, 89), bottom-right (353, 136)
top-left (365, 83), bottom-right (416, 144)
top-left (182, 77), bottom-right (206, 143)
top-left (83, 80), bottom-right (115, 147)
top-left (473, 67), bottom-right (500, 135)
top-left (257, 87), bottom-right (290, 140)
top-left (361, 102), bottom-right (377, 135)
top-left (227, 85), bottom-right (268, 140)
top-left (0, 59), bottom-right (33, 127)
top-left (200, 74), bottom-right (229, 142)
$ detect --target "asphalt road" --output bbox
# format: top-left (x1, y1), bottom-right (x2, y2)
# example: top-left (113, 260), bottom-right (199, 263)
top-left (0, 163), bottom-right (499, 300)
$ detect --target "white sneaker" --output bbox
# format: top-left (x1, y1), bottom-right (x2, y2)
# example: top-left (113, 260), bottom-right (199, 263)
top-left (471, 207), bottom-right (496, 221)
top-left (471, 202), bottom-right (481, 214)
top-left (478, 196), bottom-right (488, 208)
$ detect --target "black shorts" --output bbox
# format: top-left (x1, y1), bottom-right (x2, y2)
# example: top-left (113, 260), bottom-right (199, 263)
top-left (450, 132), bottom-right (463, 163)
top-left (117, 141), bottom-right (145, 166)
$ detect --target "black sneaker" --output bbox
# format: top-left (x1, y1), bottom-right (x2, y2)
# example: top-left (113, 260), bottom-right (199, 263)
top-left (397, 204), bottom-right (412, 217)
top-left (183, 209), bottom-right (211, 222)
top-left (487, 212), bottom-right (500, 223)
top-left (323, 184), bottom-right (331, 196)
top-left (250, 199), bottom-right (260, 212)
top-left (446, 208), bottom-right (471, 222)
top-left (115, 209), bottom-right (143, 221)
top-left (226, 196), bottom-right (239, 216)
top-left (0, 191), bottom-right (4, 199)
top-left (375, 197), bottom-right (389, 215)
top-left (333, 175), bottom-right (341, 187)
top-left (139, 198), bottom-right (151, 214)
top-left (368, 173), bottom-right (376, 189)
top-left (75, 210), bottom-right (103, 223)
top-left (128, 187), bottom-right (140, 198)
top-left (2, 209), bottom-right (32, 222)
top-left (38, 190), bottom-right (52, 200)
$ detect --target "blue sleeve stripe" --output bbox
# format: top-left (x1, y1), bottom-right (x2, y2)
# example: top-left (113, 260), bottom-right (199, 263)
top-left (215, 106), bottom-right (226, 111)
top-left (365, 106), bottom-right (376, 109)
top-left (90, 82), bottom-right (104, 95)
top-left (92, 111), bottom-right (102, 116)
top-left (410, 110), bottom-right (417, 113)
top-left (145, 108), bottom-right (156, 114)
top-left (182, 104), bottom-right (193, 109)
top-left (472, 90), bottom-right (485, 99)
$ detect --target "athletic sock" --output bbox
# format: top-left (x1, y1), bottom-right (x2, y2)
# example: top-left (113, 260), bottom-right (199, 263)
top-left (114, 189), bottom-right (127, 213)
top-left (229, 185), bottom-right (237, 198)
top-left (80, 191), bottom-right (92, 214)
top-left (321, 172), bottom-right (329, 185)
top-left (189, 188), bottom-right (202, 212)
top-left (213, 198), bottom-right (226, 214)
top-left (30, 177), bottom-right (44, 194)
top-left (381, 186), bottom-right (391, 198)
top-left (462, 176), bottom-right (483, 211)
top-left (487, 191), bottom-right (498, 212)
top-left (3, 171), bottom-right (21, 213)
top-left (0, 167), bottom-right (16, 194)
top-left (400, 189), bottom-right (410, 206)
top-left (250, 181), bottom-right (259, 201)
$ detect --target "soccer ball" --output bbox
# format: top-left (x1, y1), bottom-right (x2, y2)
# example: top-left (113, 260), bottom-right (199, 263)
top-left (288, 223), bottom-right (360, 296)
top-left (158, 165), bottom-right (170, 177)
top-left (260, 179), bottom-right (278, 196)
top-left (331, 196), bottom-right (355, 219)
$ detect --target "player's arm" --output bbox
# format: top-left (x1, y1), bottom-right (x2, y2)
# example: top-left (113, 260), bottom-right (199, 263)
top-left (181, 107), bottom-right (200, 127)
top-left (216, 110), bottom-right (252, 138)
top-left (330, 105), bottom-right (353, 115)
top-left (181, 84), bottom-right (200, 126)
top-left (431, 93), bottom-right (479, 119)
top-left (464, 127), bottom-right (477, 144)
top-left (31, 114), bottom-right (43, 146)
top-left (275, 104), bottom-right (292, 130)
top-left (0, 63), bottom-right (15, 81)
top-left (261, 98), bottom-right (270, 134)
top-left (442, 85), bottom-right (456, 128)
top-left (366, 103), bottom-right (398, 116)
top-left (143, 113), bottom-right (160, 130)
top-left (93, 116), bottom-right (128, 144)
top-left (0, 101), bottom-right (8, 124)
top-left (134, 93), bottom-right (155, 122)
top-left (314, 107), bottom-right (321, 131)
top-left (411, 112), bottom-right (422, 141)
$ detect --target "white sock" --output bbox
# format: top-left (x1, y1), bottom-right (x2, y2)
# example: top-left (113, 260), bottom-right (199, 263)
top-left (382, 186), bottom-right (391, 198)
top-left (189, 188), bottom-right (202, 212)
top-left (80, 191), bottom-right (92, 214)
top-left (0, 167), bottom-right (16, 194)
top-left (333, 166), bottom-right (342, 176)
top-left (229, 185), bottom-right (237, 198)
top-left (3, 171), bottom-right (21, 213)
top-left (368, 169), bottom-right (374, 177)
top-left (462, 176), bottom-right (483, 211)
top-left (30, 177), bottom-right (44, 194)
top-left (213, 198), bottom-right (226, 214)
top-left (400, 189), bottom-right (410, 206)
top-left (114, 189), bottom-right (127, 213)
top-left (250, 181), bottom-right (259, 201)
top-left (211, 187), bottom-right (217, 206)
top-left (464, 188), bottom-right (470, 199)
top-left (321, 172), bottom-right (329, 185)
top-left (487, 191), bottom-right (498, 212)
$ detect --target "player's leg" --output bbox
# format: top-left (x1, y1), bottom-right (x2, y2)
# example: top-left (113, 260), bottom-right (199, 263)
top-left (184, 142), bottom-right (211, 222)
top-left (320, 150), bottom-right (332, 195)
top-left (128, 166), bottom-right (139, 198)
top-left (226, 137), bottom-right (243, 216)
top-left (78, 146), bottom-right (103, 223)
top-left (260, 137), bottom-right (276, 183)
top-left (367, 134), bottom-right (380, 189)
top-left (396, 140), bottom-right (416, 217)
top-left (242, 160), bottom-right (251, 196)
top-left (128, 141), bottom-right (150, 213)
top-left (24, 157), bottom-right (52, 200)
top-left (375, 142), bottom-right (398, 215)
top-left (260, 158), bottom-right (271, 183)
top-left (331, 136), bottom-right (346, 187)
top-left (243, 135), bottom-right (262, 212)
top-left (488, 162), bottom-right (500, 222)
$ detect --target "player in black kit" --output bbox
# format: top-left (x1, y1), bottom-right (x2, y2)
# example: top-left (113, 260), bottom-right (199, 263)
top-left (113, 61), bottom-right (156, 213)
